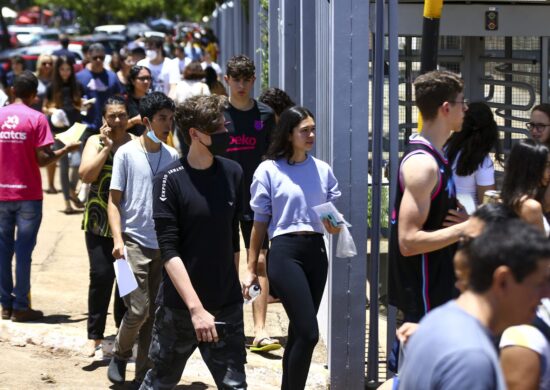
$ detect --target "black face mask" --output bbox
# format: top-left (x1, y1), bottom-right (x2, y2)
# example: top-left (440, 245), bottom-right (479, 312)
top-left (200, 131), bottom-right (230, 156)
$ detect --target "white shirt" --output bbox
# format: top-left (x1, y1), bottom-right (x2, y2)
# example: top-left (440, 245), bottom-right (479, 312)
top-left (174, 79), bottom-right (210, 104)
top-left (500, 299), bottom-right (550, 390)
top-left (201, 61), bottom-right (223, 77)
top-left (452, 153), bottom-right (495, 205)
top-left (137, 58), bottom-right (180, 95)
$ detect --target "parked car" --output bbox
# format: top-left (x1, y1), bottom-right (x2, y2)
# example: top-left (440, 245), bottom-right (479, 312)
top-left (93, 25), bottom-right (126, 36)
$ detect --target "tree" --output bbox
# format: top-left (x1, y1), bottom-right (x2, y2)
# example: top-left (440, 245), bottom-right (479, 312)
top-left (33, 0), bottom-right (219, 31)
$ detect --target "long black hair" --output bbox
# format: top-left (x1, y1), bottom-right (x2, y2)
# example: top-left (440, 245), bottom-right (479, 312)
top-left (51, 56), bottom-right (80, 109)
top-left (265, 106), bottom-right (313, 161)
top-left (445, 102), bottom-right (502, 176)
top-left (126, 65), bottom-right (151, 96)
top-left (501, 139), bottom-right (548, 213)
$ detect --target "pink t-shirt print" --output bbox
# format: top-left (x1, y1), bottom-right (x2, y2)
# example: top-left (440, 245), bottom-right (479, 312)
top-left (0, 103), bottom-right (53, 201)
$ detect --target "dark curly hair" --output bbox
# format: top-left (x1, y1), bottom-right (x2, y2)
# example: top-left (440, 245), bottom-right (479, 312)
top-left (259, 87), bottom-right (295, 117)
top-left (226, 55), bottom-right (255, 79)
top-left (183, 61), bottom-right (206, 81)
top-left (126, 65), bottom-right (151, 96)
top-left (175, 94), bottom-right (228, 145)
top-left (445, 102), bottom-right (502, 176)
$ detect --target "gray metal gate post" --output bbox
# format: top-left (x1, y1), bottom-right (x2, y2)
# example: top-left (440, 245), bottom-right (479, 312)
top-left (300, 0), bottom-right (316, 113)
top-left (279, 0), bottom-right (300, 103)
top-left (542, 37), bottom-right (549, 103)
top-left (386, 0), bottom-right (400, 380)
top-left (268, 0), bottom-right (280, 87)
top-left (250, 0), bottom-right (263, 97)
top-left (328, 0), bottom-right (369, 388)
top-left (367, 0), bottom-right (385, 384)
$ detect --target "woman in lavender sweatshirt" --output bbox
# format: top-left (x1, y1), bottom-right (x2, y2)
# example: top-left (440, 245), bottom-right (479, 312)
top-left (243, 106), bottom-right (341, 390)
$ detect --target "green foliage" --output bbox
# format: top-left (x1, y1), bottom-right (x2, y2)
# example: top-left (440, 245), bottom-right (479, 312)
top-left (33, 0), bottom-right (218, 31)
top-left (368, 184), bottom-right (390, 231)
top-left (259, 0), bottom-right (269, 91)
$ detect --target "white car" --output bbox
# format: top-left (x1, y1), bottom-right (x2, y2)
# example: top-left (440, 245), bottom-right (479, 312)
top-left (93, 25), bottom-right (127, 35)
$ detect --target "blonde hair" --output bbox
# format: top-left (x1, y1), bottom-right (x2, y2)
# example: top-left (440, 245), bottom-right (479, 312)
top-left (35, 54), bottom-right (54, 79)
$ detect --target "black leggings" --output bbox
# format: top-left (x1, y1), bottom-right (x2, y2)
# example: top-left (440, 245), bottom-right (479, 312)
top-left (268, 233), bottom-right (328, 390)
top-left (85, 232), bottom-right (126, 339)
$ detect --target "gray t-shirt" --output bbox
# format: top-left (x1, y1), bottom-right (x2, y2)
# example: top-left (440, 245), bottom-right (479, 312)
top-left (110, 139), bottom-right (179, 249)
top-left (399, 301), bottom-right (506, 390)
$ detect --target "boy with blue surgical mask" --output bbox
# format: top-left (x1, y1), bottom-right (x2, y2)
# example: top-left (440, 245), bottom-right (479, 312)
top-left (106, 92), bottom-right (179, 387)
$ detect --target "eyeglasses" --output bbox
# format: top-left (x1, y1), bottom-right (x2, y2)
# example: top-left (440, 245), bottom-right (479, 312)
top-left (526, 122), bottom-right (550, 131)
top-left (450, 99), bottom-right (469, 108)
top-left (42, 62), bottom-right (53, 66)
top-left (136, 76), bottom-right (151, 81)
top-left (92, 56), bottom-right (105, 61)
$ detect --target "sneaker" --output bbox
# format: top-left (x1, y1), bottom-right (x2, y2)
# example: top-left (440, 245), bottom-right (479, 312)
top-left (107, 356), bottom-right (127, 385)
top-left (11, 308), bottom-right (43, 322)
top-left (1, 307), bottom-right (12, 320)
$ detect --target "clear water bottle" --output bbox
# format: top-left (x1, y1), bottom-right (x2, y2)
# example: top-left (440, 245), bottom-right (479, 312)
top-left (244, 284), bottom-right (261, 304)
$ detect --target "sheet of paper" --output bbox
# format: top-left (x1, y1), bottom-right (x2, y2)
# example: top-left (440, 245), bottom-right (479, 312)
top-left (113, 247), bottom-right (138, 297)
top-left (55, 122), bottom-right (87, 145)
top-left (456, 193), bottom-right (476, 215)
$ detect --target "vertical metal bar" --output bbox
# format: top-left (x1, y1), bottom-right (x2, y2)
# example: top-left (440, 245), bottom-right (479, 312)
top-left (315, 1), bottom-right (331, 163)
top-left (504, 36), bottom-right (512, 151)
top-left (269, 0), bottom-right (280, 87)
top-left (367, 0), bottom-right (384, 384)
top-left (219, 6), bottom-right (227, 69)
top-left (405, 36), bottom-right (413, 144)
top-left (386, 0), bottom-right (399, 379)
top-left (542, 37), bottom-right (549, 104)
top-left (300, 0), bottom-right (317, 114)
top-left (251, 0), bottom-right (263, 97)
top-left (280, 0), bottom-right (299, 103)
top-left (329, 0), bottom-right (369, 388)
top-left (233, 0), bottom-right (242, 56)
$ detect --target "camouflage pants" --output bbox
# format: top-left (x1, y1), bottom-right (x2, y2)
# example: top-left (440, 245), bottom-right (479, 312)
top-left (139, 304), bottom-right (247, 390)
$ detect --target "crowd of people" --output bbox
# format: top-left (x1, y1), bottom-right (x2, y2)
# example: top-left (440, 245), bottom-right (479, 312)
top-left (0, 33), bottom-right (342, 388)
top-left (1, 28), bottom-right (550, 390)
top-left (384, 71), bottom-right (550, 390)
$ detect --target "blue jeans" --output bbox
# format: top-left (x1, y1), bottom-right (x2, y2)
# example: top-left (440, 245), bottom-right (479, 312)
top-left (0, 200), bottom-right (43, 310)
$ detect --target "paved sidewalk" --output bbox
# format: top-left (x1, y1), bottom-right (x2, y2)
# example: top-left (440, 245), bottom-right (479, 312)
top-left (0, 172), bottom-right (329, 389)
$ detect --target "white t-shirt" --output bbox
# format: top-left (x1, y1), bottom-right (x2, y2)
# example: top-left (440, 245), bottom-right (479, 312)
top-left (137, 58), bottom-right (180, 95)
top-left (452, 153), bottom-right (495, 205)
top-left (174, 57), bottom-right (192, 74)
top-left (201, 61), bottom-right (223, 77)
top-left (110, 139), bottom-right (180, 249)
top-left (500, 299), bottom-right (550, 390)
top-left (174, 79), bottom-right (210, 104)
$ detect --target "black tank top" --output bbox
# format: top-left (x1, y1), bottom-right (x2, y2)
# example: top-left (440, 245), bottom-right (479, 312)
top-left (388, 136), bottom-right (459, 320)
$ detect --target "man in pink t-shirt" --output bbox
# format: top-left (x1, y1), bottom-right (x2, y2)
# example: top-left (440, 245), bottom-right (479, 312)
top-left (0, 71), bottom-right (80, 322)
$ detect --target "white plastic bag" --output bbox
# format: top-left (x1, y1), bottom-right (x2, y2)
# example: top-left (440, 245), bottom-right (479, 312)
top-left (336, 225), bottom-right (357, 258)
top-left (312, 202), bottom-right (357, 258)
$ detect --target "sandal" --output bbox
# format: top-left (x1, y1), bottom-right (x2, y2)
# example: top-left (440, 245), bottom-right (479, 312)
top-left (249, 337), bottom-right (282, 353)
top-left (63, 207), bottom-right (79, 215)
top-left (45, 188), bottom-right (58, 194)
top-left (70, 195), bottom-right (85, 209)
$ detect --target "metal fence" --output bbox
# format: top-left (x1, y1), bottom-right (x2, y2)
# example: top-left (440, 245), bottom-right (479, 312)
top-left (208, 1), bottom-right (550, 388)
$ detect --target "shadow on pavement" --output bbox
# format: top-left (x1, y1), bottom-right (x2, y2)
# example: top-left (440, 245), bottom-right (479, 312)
top-left (37, 314), bottom-right (87, 324)
top-left (81, 359), bottom-right (109, 372)
top-left (175, 383), bottom-right (210, 389)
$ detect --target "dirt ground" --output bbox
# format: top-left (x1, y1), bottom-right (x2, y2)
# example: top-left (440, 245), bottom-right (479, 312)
top-left (0, 171), bottom-right (329, 389)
